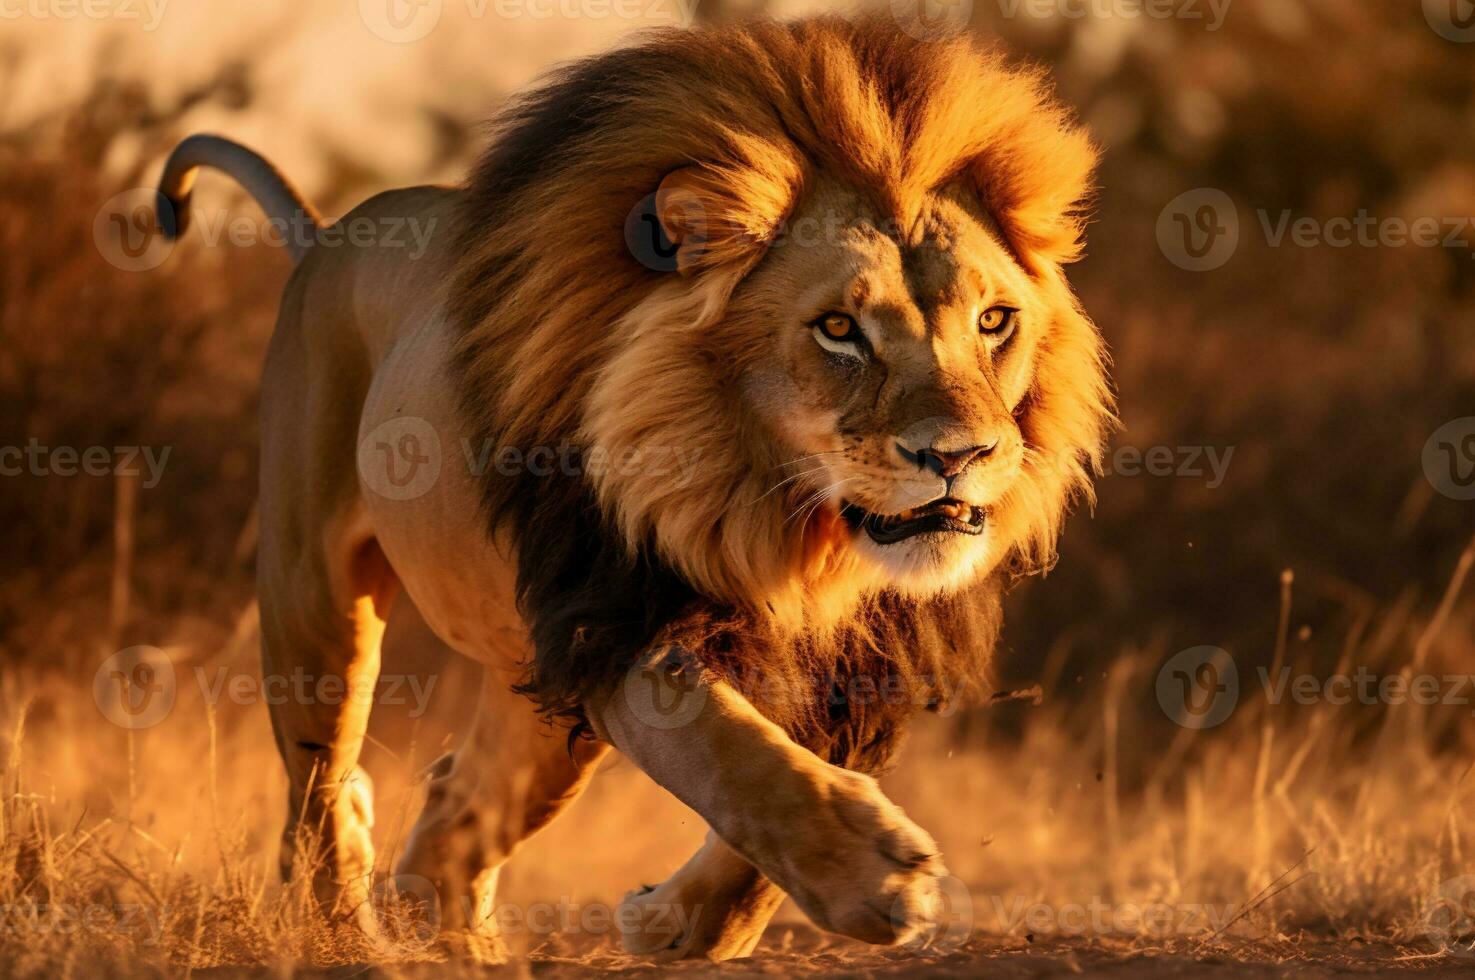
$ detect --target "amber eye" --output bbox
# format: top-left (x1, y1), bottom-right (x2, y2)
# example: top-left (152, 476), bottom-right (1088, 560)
top-left (815, 312), bottom-right (859, 343)
top-left (978, 305), bottom-right (1018, 339)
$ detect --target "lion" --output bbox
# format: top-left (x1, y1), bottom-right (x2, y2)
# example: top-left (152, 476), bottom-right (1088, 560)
top-left (153, 15), bottom-right (1110, 963)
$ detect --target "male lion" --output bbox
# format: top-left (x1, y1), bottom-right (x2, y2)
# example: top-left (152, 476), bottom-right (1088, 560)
top-left (155, 15), bottom-right (1110, 962)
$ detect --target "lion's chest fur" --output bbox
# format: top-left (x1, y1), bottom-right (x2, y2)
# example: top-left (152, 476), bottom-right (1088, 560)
top-left (496, 450), bottom-right (1005, 771)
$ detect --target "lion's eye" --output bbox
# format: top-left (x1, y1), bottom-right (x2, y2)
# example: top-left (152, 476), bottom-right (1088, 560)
top-left (978, 306), bottom-right (1018, 340)
top-left (815, 312), bottom-right (859, 343)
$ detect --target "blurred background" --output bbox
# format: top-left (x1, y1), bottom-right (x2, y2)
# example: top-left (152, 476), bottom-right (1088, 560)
top-left (1, 0), bottom-right (1473, 972)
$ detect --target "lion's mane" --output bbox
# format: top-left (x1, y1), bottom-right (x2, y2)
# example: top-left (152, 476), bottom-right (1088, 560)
top-left (449, 16), bottom-right (1111, 767)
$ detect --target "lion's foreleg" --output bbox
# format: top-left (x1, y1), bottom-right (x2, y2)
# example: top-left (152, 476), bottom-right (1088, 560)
top-left (592, 657), bottom-right (946, 948)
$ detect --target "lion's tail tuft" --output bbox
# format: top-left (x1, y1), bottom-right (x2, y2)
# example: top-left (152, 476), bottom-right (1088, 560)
top-left (155, 134), bottom-right (322, 263)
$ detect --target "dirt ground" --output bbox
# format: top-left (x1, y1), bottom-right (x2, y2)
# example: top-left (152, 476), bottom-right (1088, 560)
top-left (529, 935), bottom-right (1467, 979)
top-left (214, 930), bottom-right (1470, 979)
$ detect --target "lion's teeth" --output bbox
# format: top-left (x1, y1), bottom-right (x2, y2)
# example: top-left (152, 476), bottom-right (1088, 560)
top-left (882, 501), bottom-right (975, 525)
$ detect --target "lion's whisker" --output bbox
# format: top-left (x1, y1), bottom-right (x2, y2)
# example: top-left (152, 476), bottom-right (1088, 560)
top-left (784, 487), bottom-right (830, 526)
top-left (785, 477), bottom-right (855, 527)
top-left (769, 451), bottom-right (846, 472)
top-left (755, 466), bottom-right (831, 504)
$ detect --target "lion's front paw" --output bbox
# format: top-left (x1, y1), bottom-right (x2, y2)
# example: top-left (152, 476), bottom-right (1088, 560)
top-left (757, 769), bottom-right (946, 946)
top-left (618, 883), bottom-right (690, 958)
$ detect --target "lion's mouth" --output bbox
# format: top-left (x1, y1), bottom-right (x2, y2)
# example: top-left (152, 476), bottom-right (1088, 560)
top-left (840, 498), bottom-right (986, 545)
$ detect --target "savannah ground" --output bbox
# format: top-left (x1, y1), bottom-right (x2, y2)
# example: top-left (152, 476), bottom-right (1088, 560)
top-left (2, 0), bottom-right (1475, 976)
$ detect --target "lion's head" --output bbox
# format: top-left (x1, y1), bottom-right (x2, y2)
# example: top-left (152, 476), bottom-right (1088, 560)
top-left (455, 16), bottom-right (1112, 632)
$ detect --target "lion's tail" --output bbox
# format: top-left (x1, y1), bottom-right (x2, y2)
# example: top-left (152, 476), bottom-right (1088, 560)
top-left (155, 134), bottom-right (322, 263)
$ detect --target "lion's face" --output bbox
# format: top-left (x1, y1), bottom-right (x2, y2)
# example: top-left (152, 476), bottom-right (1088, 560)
top-left (733, 179), bottom-right (1042, 596)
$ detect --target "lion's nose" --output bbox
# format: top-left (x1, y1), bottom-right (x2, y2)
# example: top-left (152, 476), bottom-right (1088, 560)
top-left (895, 439), bottom-right (998, 479)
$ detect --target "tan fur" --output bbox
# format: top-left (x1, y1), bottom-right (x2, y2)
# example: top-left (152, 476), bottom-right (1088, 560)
top-left (158, 14), bottom-right (1109, 963)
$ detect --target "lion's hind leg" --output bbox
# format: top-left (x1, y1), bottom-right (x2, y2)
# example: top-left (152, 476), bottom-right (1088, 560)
top-left (261, 526), bottom-right (396, 934)
top-left (395, 667), bottom-right (607, 963)
top-left (620, 831), bottom-right (786, 961)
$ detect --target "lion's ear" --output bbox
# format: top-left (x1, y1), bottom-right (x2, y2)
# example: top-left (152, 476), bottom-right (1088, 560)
top-left (653, 168), bottom-right (712, 277)
top-left (639, 162), bottom-right (794, 275)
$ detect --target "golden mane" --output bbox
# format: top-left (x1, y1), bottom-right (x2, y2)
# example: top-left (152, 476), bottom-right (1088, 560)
top-left (452, 15), bottom-right (1111, 625)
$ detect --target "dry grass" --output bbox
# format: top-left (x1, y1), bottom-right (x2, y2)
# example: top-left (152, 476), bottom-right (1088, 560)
top-left (903, 548), bottom-right (1475, 942)
top-left (0, 544), bottom-right (1470, 975)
